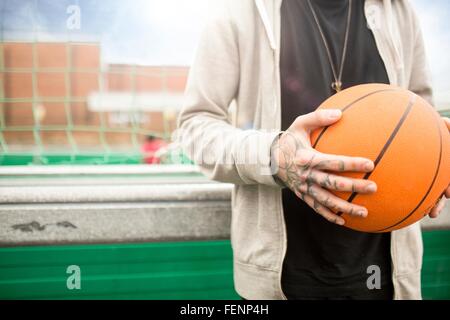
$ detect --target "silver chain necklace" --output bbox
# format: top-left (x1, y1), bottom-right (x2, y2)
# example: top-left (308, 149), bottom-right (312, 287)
top-left (307, 0), bottom-right (353, 93)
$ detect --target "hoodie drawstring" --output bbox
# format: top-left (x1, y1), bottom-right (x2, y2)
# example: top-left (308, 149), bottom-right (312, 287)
top-left (255, 0), bottom-right (277, 50)
top-left (383, 0), bottom-right (404, 71)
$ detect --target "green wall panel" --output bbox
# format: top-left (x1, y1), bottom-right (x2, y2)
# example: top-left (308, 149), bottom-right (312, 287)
top-left (0, 231), bottom-right (449, 300)
top-left (422, 230), bottom-right (450, 300)
top-left (0, 153), bottom-right (143, 166)
top-left (0, 240), bottom-right (239, 300)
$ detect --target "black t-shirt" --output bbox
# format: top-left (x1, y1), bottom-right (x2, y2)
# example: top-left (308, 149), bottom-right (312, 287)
top-left (280, 0), bottom-right (393, 299)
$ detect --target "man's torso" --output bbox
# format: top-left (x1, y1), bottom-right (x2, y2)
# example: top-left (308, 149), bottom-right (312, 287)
top-left (280, 0), bottom-right (392, 299)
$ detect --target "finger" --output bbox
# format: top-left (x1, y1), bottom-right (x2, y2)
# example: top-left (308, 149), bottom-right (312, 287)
top-left (300, 194), bottom-right (346, 225)
top-left (303, 169), bottom-right (377, 194)
top-left (295, 148), bottom-right (374, 173)
top-left (293, 109), bottom-right (342, 132)
top-left (443, 117), bottom-right (450, 131)
top-left (446, 186), bottom-right (450, 199)
top-left (297, 183), bottom-right (368, 217)
top-left (429, 197), bottom-right (446, 218)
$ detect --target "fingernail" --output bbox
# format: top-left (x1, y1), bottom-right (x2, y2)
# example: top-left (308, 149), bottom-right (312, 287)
top-left (327, 109), bottom-right (342, 119)
top-left (365, 162), bottom-right (374, 171)
top-left (366, 183), bottom-right (377, 193)
top-left (358, 210), bottom-right (368, 218)
top-left (337, 219), bottom-right (345, 225)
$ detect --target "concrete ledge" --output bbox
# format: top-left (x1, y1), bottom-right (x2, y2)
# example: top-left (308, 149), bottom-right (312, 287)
top-left (0, 165), bottom-right (448, 246)
top-left (0, 164), bottom-right (201, 176)
top-left (0, 201), bottom-right (231, 246)
top-left (0, 184), bottom-right (232, 204)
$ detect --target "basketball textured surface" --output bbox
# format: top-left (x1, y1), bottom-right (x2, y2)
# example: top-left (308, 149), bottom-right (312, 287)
top-left (311, 83), bottom-right (450, 233)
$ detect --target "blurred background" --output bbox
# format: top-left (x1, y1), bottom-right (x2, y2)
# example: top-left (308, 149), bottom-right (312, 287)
top-left (0, 0), bottom-right (449, 300)
top-left (0, 0), bottom-right (448, 165)
top-left (0, 0), bottom-right (212, 165)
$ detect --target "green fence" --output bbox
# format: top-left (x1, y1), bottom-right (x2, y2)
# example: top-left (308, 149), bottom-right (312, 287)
top-left (0, 110), bottom-right (447, 166)
top-left (0, 149), bottom-right (193, 166)
top-left (422, 230), bottom-right (450, 299)
top-left (0, 152), bottom-right (143, 166)
top-left (0, 230), bottom-right (449, 300)
top-left (0, 240), bottom-right (239, 300)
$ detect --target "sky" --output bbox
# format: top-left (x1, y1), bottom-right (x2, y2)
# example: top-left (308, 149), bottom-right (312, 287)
top-left (0, 0), bottom-right (449, 104)
top-left (411, 0), bottom-right (450, 105)
top-left (0, 0), bottom-right (211, 65)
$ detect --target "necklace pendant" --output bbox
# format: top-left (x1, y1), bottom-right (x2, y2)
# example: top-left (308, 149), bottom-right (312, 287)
top-left (332, 81), bottom-right (342, 93)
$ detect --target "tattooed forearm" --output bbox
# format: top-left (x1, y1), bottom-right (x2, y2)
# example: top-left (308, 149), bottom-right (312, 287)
top-left (270, 129), bottom-right (371, 221)
top-left (315, 159), bottom-right (346, 171)
top-left (272, 132), bottom-right (334, 202)
top-left (333, 178), bottom-right (339, 191)
top-left (269, 110), bottom-right (374, 224)
top-left (322, 196), bottom-right (332, 209)
top-left (313, 199), bottom-right (321, 211)
top-left (320, 173), bottom-right (332, 188)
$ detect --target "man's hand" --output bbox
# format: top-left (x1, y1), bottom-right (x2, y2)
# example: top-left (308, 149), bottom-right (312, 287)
top-left (271, 109), bottom-right (377, 226)
top-left (429, 117), bottom-right (450, 218)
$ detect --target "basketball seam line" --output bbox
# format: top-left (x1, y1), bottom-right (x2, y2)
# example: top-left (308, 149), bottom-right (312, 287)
top-left (312, 88), bottom-right (400, 149)
top-left (347, 96), bottom-right (416, 202)
top-left (375, 104), bottom-right (444, 232)
top-left (310, 88), bottom-right (440, 232)
top-left (337, 94), bottom-right (415, 218)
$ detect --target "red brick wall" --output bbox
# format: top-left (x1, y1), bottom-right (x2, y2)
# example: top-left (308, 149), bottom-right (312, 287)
top-left (1, 42), bottom-right (189, 149)
top-left (36, 43), bottom-right (67, 68)
top-left (3, 43), bottom-right (33, 68)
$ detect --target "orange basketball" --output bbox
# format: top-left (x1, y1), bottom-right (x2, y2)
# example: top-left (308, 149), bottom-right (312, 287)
top-left (311, 83), bottom-right (450, 233)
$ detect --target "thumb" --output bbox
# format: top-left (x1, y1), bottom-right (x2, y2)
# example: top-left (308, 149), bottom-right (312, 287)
top-left (294, 109), bottom-right (342, 131)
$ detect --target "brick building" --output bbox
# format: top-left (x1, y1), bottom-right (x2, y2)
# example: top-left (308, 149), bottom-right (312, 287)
top-left (0, 42), bottom-right (188, 151)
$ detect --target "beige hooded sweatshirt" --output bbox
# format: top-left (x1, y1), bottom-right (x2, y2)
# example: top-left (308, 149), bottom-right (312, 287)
top-left (178, 0), bottom-right (433, 299)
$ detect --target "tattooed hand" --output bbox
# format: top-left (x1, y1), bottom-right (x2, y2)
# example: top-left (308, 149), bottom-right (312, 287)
top-left (429, 117), bottom-right (450, 218)
top-left (271, 109), bottom-right (377, 226)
